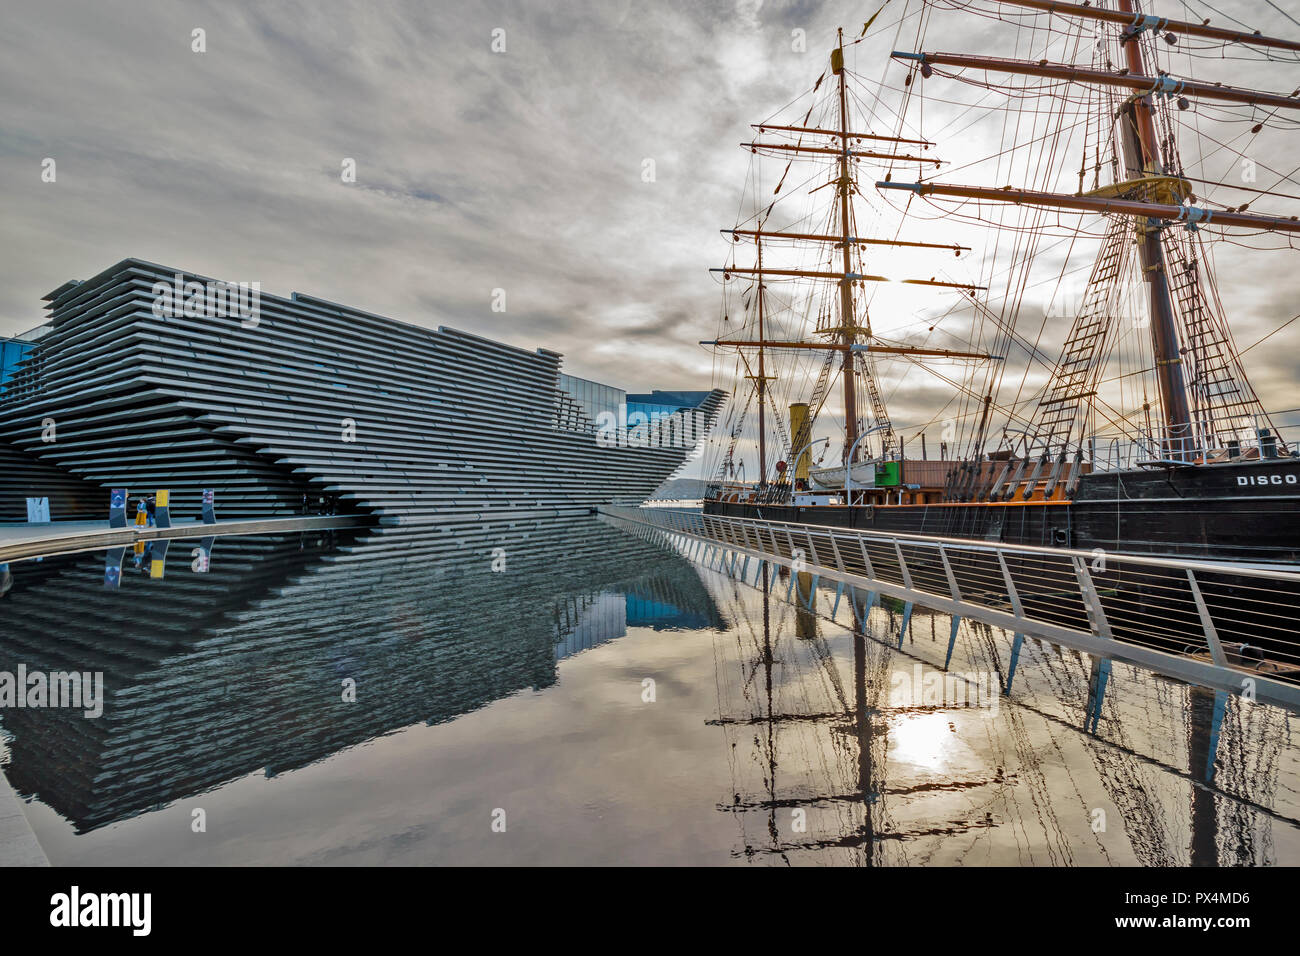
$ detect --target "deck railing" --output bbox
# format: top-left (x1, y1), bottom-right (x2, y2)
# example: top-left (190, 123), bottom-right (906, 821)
top-left (598, 504), bottom-right (1300, 709)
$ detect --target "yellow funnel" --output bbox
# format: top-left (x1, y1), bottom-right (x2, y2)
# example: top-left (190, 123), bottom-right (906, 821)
top-left (789, 403), bottom-right (811, 482)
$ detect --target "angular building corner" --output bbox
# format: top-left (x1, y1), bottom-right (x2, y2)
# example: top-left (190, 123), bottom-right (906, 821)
top-left (0, 259), bottom-right (727, 525)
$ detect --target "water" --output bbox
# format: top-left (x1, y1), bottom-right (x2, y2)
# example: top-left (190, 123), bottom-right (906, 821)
top-left (1, 514), bottom-right (1297, 865)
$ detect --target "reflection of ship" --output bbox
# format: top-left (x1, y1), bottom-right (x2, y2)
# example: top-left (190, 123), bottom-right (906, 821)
top-left (0, 258), bottom-right (726, 522)
top-left (710, 566), bottom-right (1015, 863)
top-left (701, 550), bottom-right (1296, 864)
top-left (703, 7), bottom-right (1300, 565)
top-left (0, 516), bottom-right (723, 833)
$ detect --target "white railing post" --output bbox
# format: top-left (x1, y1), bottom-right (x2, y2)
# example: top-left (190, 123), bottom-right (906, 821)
top-left (858, 538), bottom-right (875, 578)
top-left (1072, 556), bottom-right (1113, 640)
top-left (644, 502), bottom-right (1300, 706)
top-left (893, 538), bottom-right (913, 590)
top-left (997, 551), bottom-right (1024, 618)
top-left (828, 531), bottom-right (845, 573)
top-left (939, 544), bottom-right (961, 603)
top-left (1186, 569), bottom-right (1228, 666)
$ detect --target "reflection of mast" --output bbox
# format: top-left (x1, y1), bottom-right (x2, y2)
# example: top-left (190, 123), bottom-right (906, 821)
top-left (714, 563), bottom-right (879, 861)
top-left (756, 233), bottom-right (769, 485)
top-left (1187, 685), bottom-right (1219, 866)
top-left (850, 588), bottom-right (877, 856)
top-left (833, 27), bottom-right (860, 466)
top-left (795, 571), bottom-right (817, 641)
top-left (761, 562), bottom-right (781, 850)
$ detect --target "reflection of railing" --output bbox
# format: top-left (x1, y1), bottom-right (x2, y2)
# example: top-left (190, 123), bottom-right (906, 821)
top-left (599, 504), bottom-right (1300, 709)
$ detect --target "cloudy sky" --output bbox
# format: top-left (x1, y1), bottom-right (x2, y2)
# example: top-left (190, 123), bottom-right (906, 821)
top-left (2, 0), bottom-right (1298, 454)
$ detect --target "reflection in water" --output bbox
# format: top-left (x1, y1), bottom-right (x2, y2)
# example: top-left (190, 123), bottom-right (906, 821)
top-left (700, 546), bottom-right (1300, 866)
top-left (0, 515), bottom-right (1297, 865)
top-left (0, 517), bottom-right (722, 834)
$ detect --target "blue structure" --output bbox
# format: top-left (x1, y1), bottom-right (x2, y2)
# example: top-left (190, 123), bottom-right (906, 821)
top-left (0, 337), bottom-right (33, 393)
top-left (626, 390), bottom-right (715, 422)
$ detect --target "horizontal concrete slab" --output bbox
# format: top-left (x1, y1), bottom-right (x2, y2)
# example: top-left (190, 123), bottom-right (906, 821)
top-left (0, 769), bottom-right (48, 867)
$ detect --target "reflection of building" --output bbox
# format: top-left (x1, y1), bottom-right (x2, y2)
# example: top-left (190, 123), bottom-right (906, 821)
top-left (556, 374), bottom-right (624, 426)
top-left (554, 591), bottom-right (627, 659)
top-left (551, 580), bottom-right (720, 659)
top-left (0, 515), bottom-right (723, 832)
top-left (0, 259), bottom-right (726, 522)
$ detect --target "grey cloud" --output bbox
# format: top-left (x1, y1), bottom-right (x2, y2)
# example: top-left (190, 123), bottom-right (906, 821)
top-left (1, 0), bottom-right (1297, 444)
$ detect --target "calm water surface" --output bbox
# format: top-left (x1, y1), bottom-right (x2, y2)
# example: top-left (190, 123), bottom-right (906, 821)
top-left (1, 514), bottom-right (1297, 865)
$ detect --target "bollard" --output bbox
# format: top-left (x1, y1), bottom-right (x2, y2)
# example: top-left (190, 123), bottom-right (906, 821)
top-left (104, 547), bottom-right (126, 589)
top-left (109, 488), bottom-right (128, 528)
top-left (154, 489), bottom-right (171, 529)
top-left (193, 535), bottom-right (216, 573)
top-left (25, 496), bottom-right (50, 524)
top-left (150, 539), bottom-right (170, 579)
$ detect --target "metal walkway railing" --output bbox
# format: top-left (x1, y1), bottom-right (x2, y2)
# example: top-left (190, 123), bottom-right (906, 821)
top-left (598, 504), bottom-right (1300, 711)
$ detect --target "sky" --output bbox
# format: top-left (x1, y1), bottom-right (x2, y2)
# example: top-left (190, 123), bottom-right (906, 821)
top-left (2, 0), bottom-right (1298, 456)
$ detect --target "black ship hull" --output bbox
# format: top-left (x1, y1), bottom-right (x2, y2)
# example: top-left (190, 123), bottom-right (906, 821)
top-left (706, 457), bottom-right (1300, 566)
top-left (705, 457), bottom-right (1300, 666)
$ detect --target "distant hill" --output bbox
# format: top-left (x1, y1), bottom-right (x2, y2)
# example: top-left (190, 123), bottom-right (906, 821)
top-left (647, 477), bottom-right (710, 500)
top-left (647, 477), bottom-right (756, 500)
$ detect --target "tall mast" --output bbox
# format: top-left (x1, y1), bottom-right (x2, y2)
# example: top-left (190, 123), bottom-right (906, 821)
top-left (713, 30), bottom-right (991, 491)
top-left (1116, 0), bottom-right (1192, 459)
top-left (756, 230), bottom-right (768, 485)
top-left (833, 28), bottom-right (861, 465)
top-left (991, 0), bottom-right (1300, 54)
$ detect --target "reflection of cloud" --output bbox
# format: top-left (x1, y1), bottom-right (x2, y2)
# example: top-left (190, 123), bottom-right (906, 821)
top-left (735, 0), bottom-right (764, 32)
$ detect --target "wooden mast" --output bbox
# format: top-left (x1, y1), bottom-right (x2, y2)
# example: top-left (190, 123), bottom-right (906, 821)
top-left (714, 28), bottom-right (989, 496)
top-left (891, 51), bottom-right (1300, 112)
top-left (712, 265), bottom-right (984, 289)
top-left (707, 339), bottom-right (998, 360)
top-left (891, 3), bottom-right (1300, 458)
top-left (833, 28), bottom-right (860, 467)
top-left (756, 229), bottom-right (767, 486)
top-left (1115, 0), bottom-right (1191, 459)
top-left (723, 227), bottom-right (968, 255)
top-left (989, 0), bottom-right (1300, 54)
top-left (875, 181), bottom-right (1300, 233)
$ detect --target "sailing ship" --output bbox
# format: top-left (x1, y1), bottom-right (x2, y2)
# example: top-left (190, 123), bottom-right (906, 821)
top-left (703, 0), bottom-right (1300, 566)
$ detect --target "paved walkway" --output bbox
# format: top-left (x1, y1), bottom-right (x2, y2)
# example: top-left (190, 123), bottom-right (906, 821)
top-left (0, 520), bottom-right (109, 547)
top-left (0, 515), bottom-right (367, 562)
top-left (0, 768), bottom-right (48, 867)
